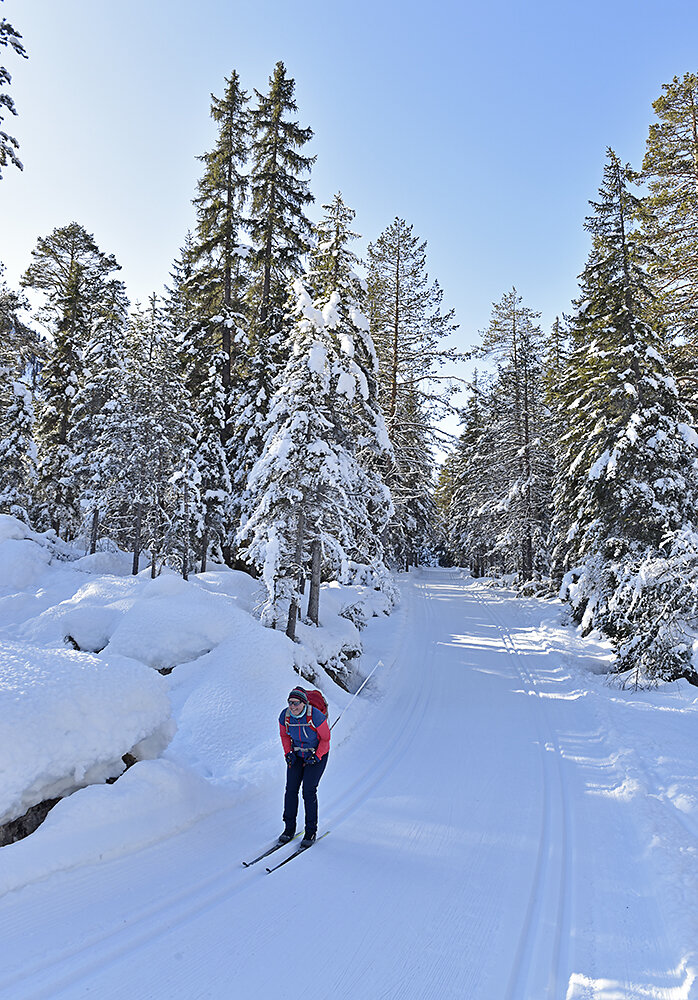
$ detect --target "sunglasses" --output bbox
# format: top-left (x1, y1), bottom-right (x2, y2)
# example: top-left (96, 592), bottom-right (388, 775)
top-left (288, 699), bottom-right (303, 707)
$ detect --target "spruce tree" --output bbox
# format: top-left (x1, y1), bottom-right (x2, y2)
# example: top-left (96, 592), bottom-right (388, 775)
top-left (239, 279), bottom-right (374, 642)
top-left (248, 61), bottom-right (315, 340)
top-left (166, 237), bottom-right (238, 567)
top-left (308, 194), bottom-right (394, 581)
top-left (69, 279), bottom-right (129, 551)
top-left (190, 72), bottom-right (250, 413)
top-left (440, 374), bottom-right (502, 576)
top-left (642, 72), bottom-right (698, 344)
top-left (366, 218), bottom-right (459, 567)
top-left (0, 377), bottom-right (35, 520)
top-left (553, 149), bottom-right (698, 683)
top-left (472, 288), bottom-right (554, 580)
top-left (0, 2), bottom-right (27, 177)
top-left (231, 62), bottom-right (316, 564)
top-left (22, 223), bottom-right (120, 535)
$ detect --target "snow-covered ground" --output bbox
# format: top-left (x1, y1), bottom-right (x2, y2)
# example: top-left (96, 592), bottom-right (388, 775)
top-left (1, 535), bottom-right (697, 998)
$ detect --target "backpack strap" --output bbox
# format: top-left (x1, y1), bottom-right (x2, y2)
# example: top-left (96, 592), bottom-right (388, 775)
top-left (285, 706), bottom-right (315, 740)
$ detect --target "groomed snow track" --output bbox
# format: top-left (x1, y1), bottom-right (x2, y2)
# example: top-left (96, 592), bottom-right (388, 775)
top-left (0, 570), bottom-right (694, 999)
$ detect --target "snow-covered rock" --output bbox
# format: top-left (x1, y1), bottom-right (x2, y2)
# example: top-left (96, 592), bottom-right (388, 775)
top-left (0, 640), bottom-right (174, 826)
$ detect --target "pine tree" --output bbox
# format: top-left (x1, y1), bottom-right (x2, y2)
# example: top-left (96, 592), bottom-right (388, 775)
top-left (0, 262), bottom-right (39, 412)
top-left (0, 377), bottom-right (35, 520)
top-left (69, 279), bottom-right (129, 551)
top-left (167, 452), bottom-right (204, 580)
top-left (98, 296), bottom-right (192, 574)
top-left (248, 61), bottom-right (315, 340)
top-left (366, 218), bottom-right (459, 567)
top-left (190, 72), bottom-right (250, 416)
top-left (0, 2), bottom-right (27, 177)
top-left (239, 279), bottom-right (375, 642)
top-left (471, 288), bottom-right (554, 580)
top-left (22, 223), bottom-right (120, 535)
top-left (553, 149), bottom-right (698, 683)
top-left (308, 194), bottom-right (394, 580)
top-left (642, 72), bottom-right (698, 345)
top-left (166, 237), bottom-right (238, 568)
top-left (230, 63), bottom-right (316, 564)
top-left (439, 373), bottom-right (502, 576)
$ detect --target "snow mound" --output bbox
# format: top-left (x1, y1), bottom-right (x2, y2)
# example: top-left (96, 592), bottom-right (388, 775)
top-left (105, 577), bottom-right (262, 670)
top-left (0, 640), bottom-right (174, 826)
top-left (16, 576), bottom-right (139, 650)
top-left (0, 759), bottom-right (231, 896)
top-left (0, 538), bottom-right (52, 591)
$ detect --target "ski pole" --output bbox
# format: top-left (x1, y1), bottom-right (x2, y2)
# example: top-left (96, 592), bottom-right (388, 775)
top-left (330, 659), bottom-right (384, 731)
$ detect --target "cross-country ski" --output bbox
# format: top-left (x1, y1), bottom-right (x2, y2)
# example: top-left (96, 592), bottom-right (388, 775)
top-left (242, 834), bottom-right (302, 868)
top-left (265, 831), bottom-right (330, 873)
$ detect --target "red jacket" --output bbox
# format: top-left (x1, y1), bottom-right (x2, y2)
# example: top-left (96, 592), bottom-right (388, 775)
top-left (279, 705), bottom-right (330, 760)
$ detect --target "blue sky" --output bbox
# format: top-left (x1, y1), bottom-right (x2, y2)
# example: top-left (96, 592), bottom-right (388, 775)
top-left (2, 0), bottom-right (698, 356)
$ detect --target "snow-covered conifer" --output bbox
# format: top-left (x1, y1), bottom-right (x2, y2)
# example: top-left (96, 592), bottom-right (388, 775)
top-left (22, 224), bottom-right (121, 535)
top-left (0, 378), bottom-right (35, 520)
top-left (553, 149), bottom-right (698, 683)
top-left (366, 218), bottom-right (459, 568)
top-left (239, 280), bottom-right (370, 636)
top-left (308, 194), bottom-right (394, 581)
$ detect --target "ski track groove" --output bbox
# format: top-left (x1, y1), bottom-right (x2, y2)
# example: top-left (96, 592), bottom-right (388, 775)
top-left (473, 589), bottom-right (574, 1000)
top-left (0, 578), bottom-right (438, 1000)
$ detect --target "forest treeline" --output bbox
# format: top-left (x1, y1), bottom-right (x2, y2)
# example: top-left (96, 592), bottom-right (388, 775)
top-left (440, 72), bottom-right (698, 686)
top-left (0, 58), bottom-right (460, 638)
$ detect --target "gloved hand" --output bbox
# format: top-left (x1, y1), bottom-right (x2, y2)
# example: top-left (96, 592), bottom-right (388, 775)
top-left (306, 751), bottom-right (319, 765)
top-left (285, 751), bottom-right (295, 765)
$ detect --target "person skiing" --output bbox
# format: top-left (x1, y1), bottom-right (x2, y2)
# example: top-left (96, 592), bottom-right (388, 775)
top-left (278, 687), bottom-right (330, 848)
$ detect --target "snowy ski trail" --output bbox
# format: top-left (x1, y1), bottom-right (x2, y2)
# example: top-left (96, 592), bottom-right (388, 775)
top-left (0, 569), bottom-right (695, 999)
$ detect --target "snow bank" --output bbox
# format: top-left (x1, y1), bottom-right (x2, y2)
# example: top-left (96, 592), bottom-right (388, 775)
top-left (0, 518), bottom-right (397, 887)
top-left (0, 640), bottom-right (174, 826)
top-left (105, 573), bottom-right (268, 670)
top-left (0, 759), bottom-right (232, 896)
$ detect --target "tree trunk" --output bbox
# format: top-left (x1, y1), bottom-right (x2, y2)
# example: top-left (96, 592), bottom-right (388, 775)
top-left (89, 507), bottom-right (99, 555)
top-left (307, 537), bottom-right (321, 625)
top-left (151, 549), bottom-right (158, 579)
top-left (285, 508), bottom-right (306, 641)
top-left (182, 480), bottom-right (190, 581)
top-left (200, 527), bottom-right (209, 574)
top-left (132, 505), bottom-right (142, 576)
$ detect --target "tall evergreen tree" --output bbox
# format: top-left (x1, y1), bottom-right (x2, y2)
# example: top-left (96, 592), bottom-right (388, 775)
top-left (232, 62), bottom-right (316, 564)
top-left (0, 377), bottom-right (35, 520)
top-left (552, 149), bottom-right (698, 683)
top-left (0, 1), bottom-right (27, 177)
top-left (190, 72), bottom-right (250, 411)
top-left (642, 72), bottom-right (698, 344)
top-left (239, 279), bottom-right (381, 642)
top-left (22, 223), bottom-right (121, 535)
top-left (366, 218), bottom-right (459, 567)
top-left (69, 279), bottom-right (129, 551)
top-left (440, 374), bottom-right (504, 576)
top-left (471, 289), bottom-right (554, 580)
top-left (248, 60), bottom-right (315, 340)
top-left (308, 194), bottom-right (394, 578)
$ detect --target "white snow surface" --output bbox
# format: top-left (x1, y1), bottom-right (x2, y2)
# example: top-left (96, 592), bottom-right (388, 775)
top-left (1, 550), bottom-right (698, 998)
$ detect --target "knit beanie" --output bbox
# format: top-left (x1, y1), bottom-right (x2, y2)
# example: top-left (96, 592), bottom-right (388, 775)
top-left (288, 688), bottom-right (309, 705)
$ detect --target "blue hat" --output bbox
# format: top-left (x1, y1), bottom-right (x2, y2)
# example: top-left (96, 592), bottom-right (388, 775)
top-left (288, 688), bottom-right (309, 705)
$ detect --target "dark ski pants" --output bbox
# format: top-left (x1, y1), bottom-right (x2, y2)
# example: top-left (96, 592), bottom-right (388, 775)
top-left (283, 752), bottom-right (328, 838)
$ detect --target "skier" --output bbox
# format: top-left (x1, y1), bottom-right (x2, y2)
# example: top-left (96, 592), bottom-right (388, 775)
top-left (278, 687), bottom-right (330, 848)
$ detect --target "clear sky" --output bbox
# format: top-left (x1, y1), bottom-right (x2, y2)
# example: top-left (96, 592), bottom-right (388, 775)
top-left (2, 0), bottom-right (698, 355)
